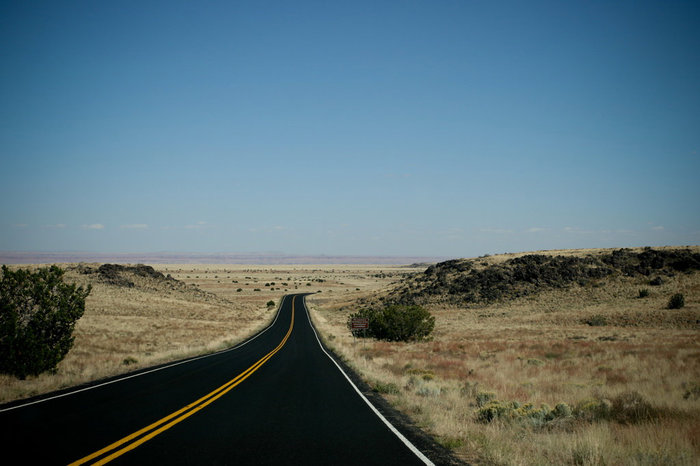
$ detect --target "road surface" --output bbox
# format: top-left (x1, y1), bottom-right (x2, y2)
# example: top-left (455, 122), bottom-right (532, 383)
top-left (1, 294), bottom-right (450, 465)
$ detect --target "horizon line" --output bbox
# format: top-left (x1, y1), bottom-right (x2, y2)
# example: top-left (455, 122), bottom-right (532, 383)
top-left (0, 251), bottom-right (453, 265)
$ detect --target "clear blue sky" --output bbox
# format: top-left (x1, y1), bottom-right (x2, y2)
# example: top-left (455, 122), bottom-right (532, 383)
top-left (2, 1), bottom-right (699, 258)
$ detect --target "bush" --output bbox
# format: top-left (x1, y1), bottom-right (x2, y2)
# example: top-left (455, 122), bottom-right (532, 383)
top-left (583, 314), bottom-right (607, 326)
top-left (609, 391), bottom-right (657, 424)
top-left (0, 265), bottom-right (91, 379)
top-left (266, 300), bottom-right (275, 308)
top-left (373, 381), bottom-right (400, 395)
top-left (574, 391), bottom-right (661, 424)
top-left (638, 288), bottom-right (649, 298)
top-left (347, 305), bottom-right (435, 342)
top-left (649, 276), bottom-right (663, 286)
top-left (476, 399), bottom-right (572, 427)
top-left (668, 293), bottom-right (685, 309)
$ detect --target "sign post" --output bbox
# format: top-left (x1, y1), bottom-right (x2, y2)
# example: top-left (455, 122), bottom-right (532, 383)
top-left (351, 318), bottom-right (369, 348)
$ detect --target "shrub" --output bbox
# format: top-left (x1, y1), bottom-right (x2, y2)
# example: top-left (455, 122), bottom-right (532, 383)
top-left (583, 314), bottom-right (607, 326)
top-left (574, 391), bottom-right (660, 424)
top-left (373, 381), bottom-right (400, 395)
top-left (610, 391), bottom-right (657, 424)
top-left (574, 398), bottom-right (612, 422)
top-left (476, 398), bottom-right (572, 427)
top-left (649, 276), bottom-right (663, 286)
top-left (476, 391), bottom-right (496, 407)
top-left (0, 265), bottom-right (91, 379)
top-left (347, 305), bottom-right (435, 342)
top-left (668, 293), bottom-right (685, 309)
top-left (266, 300), bottom-right (275, 308)
top-left (638, 288), bottom-right (649, 298)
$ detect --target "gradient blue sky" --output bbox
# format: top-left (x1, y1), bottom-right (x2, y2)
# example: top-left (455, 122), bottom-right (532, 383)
top-left (2, 1), bottom-right (699, 258)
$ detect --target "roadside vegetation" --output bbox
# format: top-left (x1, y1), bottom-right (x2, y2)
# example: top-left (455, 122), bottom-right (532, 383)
top-left (308, 247), bottom-right (700, 465)
top-left (348, 304), bottom-right (435, 342)
top-left (3, 249), bottom-right (698, 464)
top-left (0, 263), bottom-right (404, 404)
top-left (0, 263), bottom-right (281, 403)
top-left (0, 265), bottom-right (91, 379)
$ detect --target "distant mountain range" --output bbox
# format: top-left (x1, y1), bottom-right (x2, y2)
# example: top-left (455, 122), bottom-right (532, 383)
top-left (0, 251), bottom-right (449, 265)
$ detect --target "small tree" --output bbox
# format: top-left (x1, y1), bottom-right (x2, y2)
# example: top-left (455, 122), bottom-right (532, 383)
top-left (266, 300), bottom-right (275, 308)
top-left (348, 305), bottom-right (435, 342)
top-left (0, 265), bottom-right (91, 379)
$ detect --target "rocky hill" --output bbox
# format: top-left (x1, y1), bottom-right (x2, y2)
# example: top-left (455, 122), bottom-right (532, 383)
top-left (70, 263), bottom-right (228, 304)
top-left (385, 247), bottom-right (700, 306)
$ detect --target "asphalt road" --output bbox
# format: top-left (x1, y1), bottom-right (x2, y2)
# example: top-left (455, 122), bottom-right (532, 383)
top-left (1, 294), bottom-right (444, 465)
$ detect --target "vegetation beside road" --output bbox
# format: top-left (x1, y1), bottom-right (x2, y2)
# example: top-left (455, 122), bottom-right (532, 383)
top-left (0, 263), bottom-right (406, 404)
top-left (1, 265), bottom-right (91, 379)
top-left (3, 249), bottom-right (698, 464)
top-left (308, 247), bottom-right (700, 465)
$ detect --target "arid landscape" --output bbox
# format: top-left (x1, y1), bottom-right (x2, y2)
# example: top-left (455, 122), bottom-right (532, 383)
top-left (2, 246), bottom-right (699, 465)
top-left (308, 247), bottom-right (700, 465)
top-left (0, 261), bottom-right (414, 404)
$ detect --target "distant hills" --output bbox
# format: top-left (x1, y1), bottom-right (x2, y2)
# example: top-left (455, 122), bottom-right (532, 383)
top-left (0, 251), bottom-right (449, 265)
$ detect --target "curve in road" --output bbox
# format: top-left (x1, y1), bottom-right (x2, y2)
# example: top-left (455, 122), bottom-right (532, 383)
top-left (1, 294), bottom-right (443, 465)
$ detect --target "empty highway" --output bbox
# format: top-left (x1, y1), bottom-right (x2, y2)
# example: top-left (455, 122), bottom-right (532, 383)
top-left (1, 294), bottom-right (450, 465)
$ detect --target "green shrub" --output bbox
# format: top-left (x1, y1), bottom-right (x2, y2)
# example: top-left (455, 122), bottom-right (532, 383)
top-left (476, 399), bottom-right (572, 427)
top-left (347, 305), bottom-right (435, 342)
top-left (266, 300), bottom-right (275, 308)
top-left (0, 265), bottom-right (91, 379)
top-left (574, 398), bottom-right (612, 422)
top-left (668, 293), bottom-right (685, 309)
top-left (638, 288), bottom-right (649, 298)
top-left (373, 381), bottom-right (400, 395)
top-left (439, 436), bottom-right (464, 450)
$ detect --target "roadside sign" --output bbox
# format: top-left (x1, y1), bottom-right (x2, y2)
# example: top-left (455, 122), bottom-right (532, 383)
top-left (351, 318), bottom-right (369, 330)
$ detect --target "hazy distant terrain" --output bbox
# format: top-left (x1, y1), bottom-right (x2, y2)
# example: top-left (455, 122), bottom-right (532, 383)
top-left (0, 252), bottom-right (447, 265)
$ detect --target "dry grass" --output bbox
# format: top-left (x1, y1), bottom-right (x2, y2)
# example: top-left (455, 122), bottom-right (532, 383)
top-left (3, 252), bottom-right (699, 464)
top-left (0, 263), bottom-right (410, 404)
top-left (307, 247), bottom-right (700, 465)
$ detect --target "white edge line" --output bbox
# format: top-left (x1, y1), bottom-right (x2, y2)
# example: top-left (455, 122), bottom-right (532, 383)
top-left (302, 295), bottom-right (435, 466)
top-left (0, 295), bottom-right (288, 414)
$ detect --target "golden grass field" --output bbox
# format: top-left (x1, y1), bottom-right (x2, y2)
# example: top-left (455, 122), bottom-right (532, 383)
top-left (0, 263), bottom-right (407, 404)
top-left (2, 247), bottom-right (699, 465)
top-left (307, 247), bottom-right (700, 465)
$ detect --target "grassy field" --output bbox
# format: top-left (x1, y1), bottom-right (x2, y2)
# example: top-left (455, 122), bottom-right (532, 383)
top-left (2, 249), bottom-right (699, 465)
top-left (0, 263), bottom-right (408, 404)
top-left (306, 247), bottom-right (700, 465)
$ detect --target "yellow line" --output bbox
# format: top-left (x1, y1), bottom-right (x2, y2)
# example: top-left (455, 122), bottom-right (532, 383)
top-left (70, 296), bottom-right (296, 465)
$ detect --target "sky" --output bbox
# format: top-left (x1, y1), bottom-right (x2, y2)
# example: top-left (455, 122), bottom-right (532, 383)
top-left (1, 1), bottom-right (699, 258)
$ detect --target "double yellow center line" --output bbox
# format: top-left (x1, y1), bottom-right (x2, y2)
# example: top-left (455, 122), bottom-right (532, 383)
top-left (70, 296), bottom-right (296, 465)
